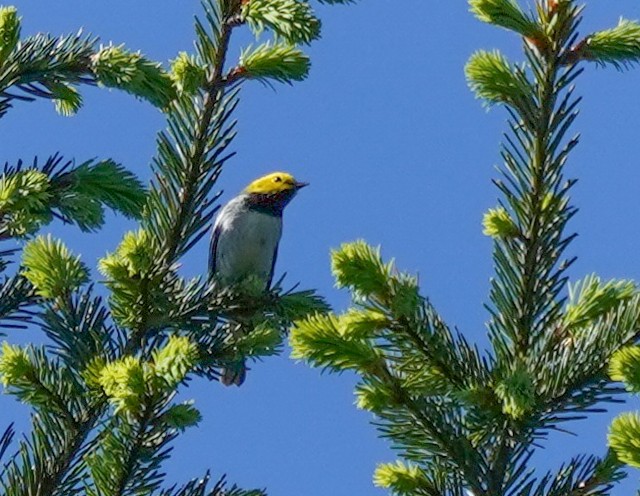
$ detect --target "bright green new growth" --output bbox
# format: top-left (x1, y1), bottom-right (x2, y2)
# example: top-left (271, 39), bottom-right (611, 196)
top-left (339, 308), bottom-right (388, 339)
top-left (21, 235), bottom-right (89, 298)
top-left (240, 42), bottom-right (310, 84)
top-left (0, 170), bottom-right (52, 237)
top-left (99, 229), bottom-right (154, 279)
top-left (290, 312), bottom-right (382, 374)
top-left (170, 52), bottom-right (206, 95)
top-left (99, 336), bottom-right (197, 415)
top-left (161, 402), bottom-right (202, 431)
top-left (0, 342), bottom-right (31, 387)
top-left (92, 44), bottom-right (176, 108)
top-left (49, 82), bottom-right (83, 116)
top-left (469, 0), bottom-right (542, 38)
top-left (609, 413), bottom-right (640, 468)
top-left (609, 346), bottom-right (640, 391)
top-left (494, 363), bottom-right (536, 419)
top-left (466, 51), bottom-right (530, 108)
top-left (373, 461), bottom-right (428, 495)
top-left (98, 356), bottom-right (146, 414)
top-left (0, 7), bottom-right (20, 62)
top-left (0, 158), bottom-right (146, 236)
top-left (354, 379), bottom-right (398, 413)
top-left (243, 0), bottom-right (321, 45)
top-left (152, 335), bottom-right (198, 389)
top-left (99, 229), bottom-right (161, 328)
top-left (584, 19), bottom-right (640, 69)
top-left (331, 240), bottom-right (392, 297)
top-left (483, 206), bottom-right (519, 238)
top-left (608, 346), bottom-right (640, 467)
top-left (564, 275), bottom-right (636, 330)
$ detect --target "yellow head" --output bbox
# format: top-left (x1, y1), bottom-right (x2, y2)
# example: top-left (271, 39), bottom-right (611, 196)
top-left (244, 172), bottom-right (308, 195)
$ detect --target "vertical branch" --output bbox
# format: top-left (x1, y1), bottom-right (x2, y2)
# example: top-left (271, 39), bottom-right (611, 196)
top-left (162, 7), bottom-right (237, 263)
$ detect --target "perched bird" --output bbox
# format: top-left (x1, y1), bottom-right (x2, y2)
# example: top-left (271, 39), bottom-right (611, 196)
top-left (209, 171), bottom-right (308, 386)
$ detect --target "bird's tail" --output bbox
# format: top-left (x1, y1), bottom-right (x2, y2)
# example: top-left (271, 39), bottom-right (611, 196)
top-left (220, 360), bottom-right (247, 386)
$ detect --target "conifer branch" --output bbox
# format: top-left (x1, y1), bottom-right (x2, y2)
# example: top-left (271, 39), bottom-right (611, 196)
top-left (0, 0), bottom-right (348, 493)
top-left (160, 473), bottom-right (265, 496)
top-left (0, 24), bottom-right (174, 117)
top-left (295, 1), bottom-right (640, 494)
top-left (0, 0), bottom-right (336, 493)
top-left (162, 21), bottom-right (234, 264)
top-left (113, 407), bottom-right (159, 496)
top-left (0, 155), bottom-right (146, 240)
top-left (0, 275), bottom-right (35, 332)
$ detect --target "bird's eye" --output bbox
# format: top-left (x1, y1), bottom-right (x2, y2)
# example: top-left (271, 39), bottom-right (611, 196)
top-left (274, 176), bottom-right (282, 183)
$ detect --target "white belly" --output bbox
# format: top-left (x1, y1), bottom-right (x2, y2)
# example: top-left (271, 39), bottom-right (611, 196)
top-left (213, 206), bottom-right (283, 284)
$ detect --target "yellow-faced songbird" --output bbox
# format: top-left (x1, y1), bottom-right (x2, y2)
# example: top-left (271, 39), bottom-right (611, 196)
top-left (209, 172), bottom-right (308, 385)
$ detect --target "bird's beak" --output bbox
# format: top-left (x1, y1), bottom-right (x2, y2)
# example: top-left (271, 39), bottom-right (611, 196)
top-left (295, 181), bottom-right (309, 190)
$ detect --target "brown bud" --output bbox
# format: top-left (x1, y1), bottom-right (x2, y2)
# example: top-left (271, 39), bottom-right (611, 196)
top-left (525, 35), bottom-right (549, 55)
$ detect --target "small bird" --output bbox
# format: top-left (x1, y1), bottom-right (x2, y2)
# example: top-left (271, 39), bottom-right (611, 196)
top-left (209, 171), bottom-right (308, 386)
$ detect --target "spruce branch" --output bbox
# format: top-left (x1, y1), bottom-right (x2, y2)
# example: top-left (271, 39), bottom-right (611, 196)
top-left (91, 44), bottom-right (176, 108)
top-left (0, 345), bottom-right (81, 427)
top-left (0, 1), bottom-right (242, 490)
top-left (581, 19), bottom-right (640, 69)
top-left (40, 287), bottom-right (117, 372)
top-left (0, 29), bottom-right (96, 117)
top-left (469, 0), bottom-right (543, 39)
top-left (535, 294), bottom-right (640, 423)
top-left (0, 274), bottom-right (36, 332)
top-left (242, 0), bottom-right (321, 45)
top-left (160, 474), bottom-right (266, 496)
top-left (86, 400), bottom-right (180, 496)
top-left (0, 0), bottom-right (350, 493)
top-left (87, 337), bottom-right (199, 495)
top-left (239, 42), bottom-right (310, 84)
top-left (296, 1), bottom-right (640, 495)
top-left (0, 411), bottom-right (94, 496)
top-left (291, 241), bottom-right (491, 495)
top-left (0, 155), bottom-right (146, 238)
top-left (521, 453), bottom-right (625, 496)
top-left (0, 7), bottom-right (174, 117)
top-left (0, 7), bottom-right (20, 63)
top-left (21, 235), bottom-right (89, 300)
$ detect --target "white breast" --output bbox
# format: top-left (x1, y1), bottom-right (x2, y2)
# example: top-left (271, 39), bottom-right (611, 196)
top-left (213, 202), bottom-right (283, 285)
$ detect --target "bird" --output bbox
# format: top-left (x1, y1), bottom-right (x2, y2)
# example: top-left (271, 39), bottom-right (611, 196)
top-left (209, 171), bottom-right (308, 386)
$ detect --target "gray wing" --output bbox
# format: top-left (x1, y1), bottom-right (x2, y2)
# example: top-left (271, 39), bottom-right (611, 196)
top-left (209, 221), bottom-right (222, 278)
top-left (267, 242), bottom-right (279, 288)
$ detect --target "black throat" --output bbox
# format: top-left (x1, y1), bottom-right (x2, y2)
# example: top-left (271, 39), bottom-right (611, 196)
top-left (244, 189), bottom-right (297, 216)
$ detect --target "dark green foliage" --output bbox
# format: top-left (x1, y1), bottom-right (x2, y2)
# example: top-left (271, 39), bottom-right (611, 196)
top-left (0, 30), bottom-right (96, 117)
top-left (160, 474), bottom-right (265, 496)
top-left (0, 275), bottom-right (35, 333)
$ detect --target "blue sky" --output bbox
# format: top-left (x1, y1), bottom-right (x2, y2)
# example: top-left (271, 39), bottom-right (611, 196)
top-left (3, 1), bottom-right (640, 494)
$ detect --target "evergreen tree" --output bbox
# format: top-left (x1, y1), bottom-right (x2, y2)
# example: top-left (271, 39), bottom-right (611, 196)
top-left (0, 0), bottom-right (351, 494)
top-left (291, 1), bottom-right (640, 494)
